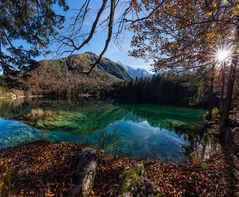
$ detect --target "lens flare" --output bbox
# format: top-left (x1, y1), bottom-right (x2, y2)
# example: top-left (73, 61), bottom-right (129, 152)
top-left (216, 50), bottom-right (230, 62)
top-left (212, 44), bottom-right (233, 66)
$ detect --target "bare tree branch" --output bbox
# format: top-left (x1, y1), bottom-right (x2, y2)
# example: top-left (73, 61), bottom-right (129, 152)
top-left (70, 0), bottom-right (90, 36)
top-left (85, 0), bottom-right (116, 74)
top-left (59, 0), bottom-right (108, 55)
top-left (124, 0), bottom-right (164, 25)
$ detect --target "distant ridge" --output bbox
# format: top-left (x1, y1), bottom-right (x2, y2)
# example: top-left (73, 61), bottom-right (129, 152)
top-left (117, 61), bottom-right (152, 79)
top-left (8, 52), bottom-right (131, 97)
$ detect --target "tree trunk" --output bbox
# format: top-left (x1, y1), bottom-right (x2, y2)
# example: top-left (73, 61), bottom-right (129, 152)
top-left (220, 64), bottom-right (225, 113)
top-left (220, 62), bottom-right (237, 139)
top-left (220, 18), bottom-right (239, 143)
top-left (220, 57), bottom-right (237, 143)
top-left (208, 65), bottom-right (215, 120)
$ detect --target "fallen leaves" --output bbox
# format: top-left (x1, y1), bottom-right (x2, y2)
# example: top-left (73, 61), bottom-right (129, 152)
top-left (0, 140), bottom-right (83, 196)
top-left (0, 139), bottom-right (238, 196)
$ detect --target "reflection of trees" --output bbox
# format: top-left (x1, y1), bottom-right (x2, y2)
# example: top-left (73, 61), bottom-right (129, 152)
top-left (0, 98), bottom-right (210, 162)
top-left (0, 98), bottom-right (206, 154)
top-left (186, 131), bottom-right (218, 161)
top-left (94, 124), bottom-right (188, 161)
top-left (72, 106), bottom-right (127, 135)
top-left (0, 99), bottom-right (205, 130)
top-left (0, 99), bottom-right (31, 119)
top-left (0, 98), bottom-right (128, 135)
top-left (120, 104), bottom-right (205, 130)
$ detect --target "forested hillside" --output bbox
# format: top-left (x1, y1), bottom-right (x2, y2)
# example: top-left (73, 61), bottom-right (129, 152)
top-left (2, 53), bottom-right (131, 97)
top-left (109, 74), bottom-right (218, 107)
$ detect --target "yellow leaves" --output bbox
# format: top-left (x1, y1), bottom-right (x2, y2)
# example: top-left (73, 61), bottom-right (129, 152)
top-left (232, 2), bottom-right (239, 15)
top-left (212, 2), bottom-right (217, 8)
top-left (205, 0), bottom-right (218, 16)
top-left (232, 9), bottom-right (239, 15)
top-left (229, 0), bottom-right (239, 15)
top-left (236, 48), bottom-right (239, 54)
top-left (207, 11), bottom-right (213, 16)
top-left (131, 0), bottom-right (141, 11)
top-left (166, 3), bottom-right (177, 15)
top-left (206, 32), bottom-right (216, 40)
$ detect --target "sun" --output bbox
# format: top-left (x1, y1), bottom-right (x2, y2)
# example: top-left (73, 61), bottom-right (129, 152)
top-left (213, 44), bottom-right (233, 66)
top-left (216, 49), bottom-right (231, 62)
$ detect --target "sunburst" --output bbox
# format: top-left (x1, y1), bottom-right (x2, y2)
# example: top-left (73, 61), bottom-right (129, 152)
top-left (212, 44), bottom-right (233, 66)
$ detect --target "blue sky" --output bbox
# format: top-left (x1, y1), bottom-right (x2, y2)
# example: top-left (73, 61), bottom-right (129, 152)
top-left (47, 0), bottom-right (153, 72)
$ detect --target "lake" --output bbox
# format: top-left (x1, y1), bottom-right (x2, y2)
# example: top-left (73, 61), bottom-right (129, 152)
top-left (0, 98), bottom-right (206, 162)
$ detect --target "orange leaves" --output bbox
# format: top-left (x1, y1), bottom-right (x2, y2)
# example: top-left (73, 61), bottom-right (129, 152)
top-left (146, 161), bottom-right (231, 196)
top-left (131, 0), bottom-right (141, 11)
top-left (0, 140), bottom-right (83, 196)
top-left (166, 3), bottom-right (177, 15)
top-left (205, 32), bottom-right (217, 40)
top-left (232, 1), bottom-right (239, 15)
top-left (0, 137), bottom-right (238, 196)
top-left (207, 11), bottom-right (213, 16)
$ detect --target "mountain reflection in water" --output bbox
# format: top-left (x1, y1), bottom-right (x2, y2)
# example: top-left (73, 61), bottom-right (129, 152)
top-left (0, 98), bottom-right (206, 162)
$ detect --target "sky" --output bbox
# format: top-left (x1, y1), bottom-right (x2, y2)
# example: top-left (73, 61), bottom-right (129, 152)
top-left (46, 0), bottom-right (153, 72)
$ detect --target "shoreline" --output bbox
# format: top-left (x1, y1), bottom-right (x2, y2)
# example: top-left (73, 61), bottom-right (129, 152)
top-left (0, 95), bottom-right (45, 100)
top-left (0, 101), bottom-right (238, 196)
top-left (0, 137), bottom-right (238, 196)
top-left (0, 93), bottom-right (98, 100)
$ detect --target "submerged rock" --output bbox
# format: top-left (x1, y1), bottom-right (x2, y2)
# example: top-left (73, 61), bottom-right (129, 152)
top-left (21, 109), bottom-right (85, 130)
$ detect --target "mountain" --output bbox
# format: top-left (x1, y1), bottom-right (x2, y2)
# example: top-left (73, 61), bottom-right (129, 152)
top-left (117, 63), bottom-right (152, 79)
top-left (7, 53), bottom-right (131, 97)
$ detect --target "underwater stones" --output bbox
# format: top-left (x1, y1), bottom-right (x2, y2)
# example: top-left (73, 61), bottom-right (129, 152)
top-left (30, 108), bottom-right (45, 118)
top-left (119, 163), bottom-right (164, 197)
top-left (22, 109), bottom-right (85, 130)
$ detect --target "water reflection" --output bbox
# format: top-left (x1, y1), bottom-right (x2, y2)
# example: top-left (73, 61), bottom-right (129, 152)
top-left (0, 98), bottom-right (206, 162)
top-left (189, 132), bottom-right (221, 161)
top-left (94, 120), bottom-right (189, 162)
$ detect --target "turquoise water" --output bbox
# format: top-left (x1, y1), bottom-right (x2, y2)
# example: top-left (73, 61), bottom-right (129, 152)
top-left (0, 99), bottom-right (205, 162)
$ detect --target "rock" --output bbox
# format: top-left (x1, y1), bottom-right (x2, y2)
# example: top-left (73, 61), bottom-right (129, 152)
top-left (71, 149), bottom-right (98, 197)
top-left (118, 163), bottom-right (165, 197)
top-left (30, 108), bottom-right (45, 118)
top-left (118, 163), bottom-right (145, 196)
